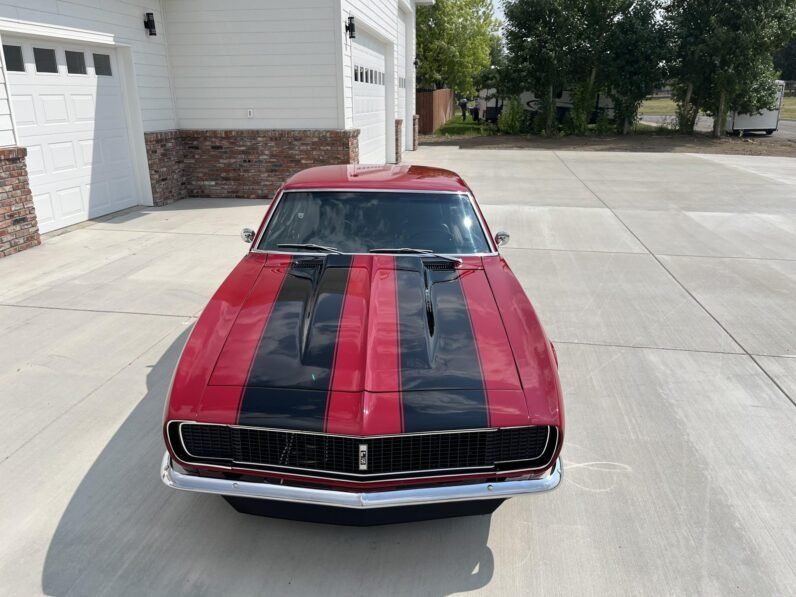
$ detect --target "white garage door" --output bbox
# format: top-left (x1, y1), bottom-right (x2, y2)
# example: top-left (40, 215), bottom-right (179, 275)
top-left (4, 38), bottom-right (137, 233)
top-left (352, 33), bottom-right (386, 164)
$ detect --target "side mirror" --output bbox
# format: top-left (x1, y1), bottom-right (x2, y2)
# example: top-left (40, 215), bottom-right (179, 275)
top-left (494, 230), bottom-right (510, 247)
top-left (241, 228), bottom-right (256, 244)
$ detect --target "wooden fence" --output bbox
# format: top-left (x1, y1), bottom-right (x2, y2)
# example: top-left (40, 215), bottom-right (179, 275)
top-left (416, 89), bottom-right (456, 134)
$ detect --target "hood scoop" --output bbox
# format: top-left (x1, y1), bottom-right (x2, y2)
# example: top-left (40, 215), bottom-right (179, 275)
top-left (424, 260), bottom-right (457, 271)
top-left (293, 257), bottom-right (325, 269)
top-left (211, 255), bottom-right (522, 395)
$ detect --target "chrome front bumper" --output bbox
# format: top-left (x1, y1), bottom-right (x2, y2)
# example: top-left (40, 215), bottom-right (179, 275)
top-left (160, 452), bottom-right (562, 509)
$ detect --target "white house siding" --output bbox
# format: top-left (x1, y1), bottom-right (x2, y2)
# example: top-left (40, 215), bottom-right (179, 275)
top-left (340, 0), bottom-right (416, 155)
top-left (163, 0), bottom-right (340, 130)
top-left (0, 0), bottom-right (176, 136)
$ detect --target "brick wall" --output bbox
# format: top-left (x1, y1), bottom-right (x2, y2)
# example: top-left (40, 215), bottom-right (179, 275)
top-left (144, 131), bottom-right (185, 207)
top-left (145, 129), bottom-right (360, 203)
top-left (0, 147), bottom-right (40, 258)
top-left (412, 115), bottom-right (419, 150)
top-left (394, 119), bottom-right (403, 163)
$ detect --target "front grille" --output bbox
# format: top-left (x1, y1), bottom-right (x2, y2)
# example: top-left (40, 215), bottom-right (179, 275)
top-left (174, 423), bottom-right (554, 480)
top-left (181, 424), bottom-right (232, 459)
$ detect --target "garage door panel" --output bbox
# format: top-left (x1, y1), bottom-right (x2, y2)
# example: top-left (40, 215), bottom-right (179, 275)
top-left (49, 142), bottom-right (79, 173)
top-left (57, 187), bottom-right (84, 218)
top-left (40, 95), bottom-right (69, 123)
top-left (33, 193), bottom-right (56, 227)
top-left (6, 37), bottom-right (138, 233)
top-left (86, 181), bottom-right (111, 211)
top-left (25, 145), bottom-right (46, 176)
top-left (72, 94), bottom-right (95, 121)
top-left (11, 95), bottom-right (36, 126)
top-left (78, 139), bottom-right (99, 166)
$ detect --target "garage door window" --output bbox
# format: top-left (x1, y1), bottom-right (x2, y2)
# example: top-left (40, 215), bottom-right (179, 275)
top-left (33, 48), bottom-right (58, 73)
top-left (93, 53), bottom-right (112, 76)
top-left (3, 45), bottom-right (24, 71)
top-left (65, 51), bottom-right (87, 75)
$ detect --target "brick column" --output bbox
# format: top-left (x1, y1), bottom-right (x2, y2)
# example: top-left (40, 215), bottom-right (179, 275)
top-left (0, 147), bottom-right (40, 258)
top-left (144, 131), bottom-right (185, 207)
top-left (395, 119), bottom-right (404, 163)
top-left (412, 115), bottom-right (420, 150)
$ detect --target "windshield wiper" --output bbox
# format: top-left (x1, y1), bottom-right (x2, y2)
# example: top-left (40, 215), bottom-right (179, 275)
top-left (369, 248), bottom-right (462, 264)
top-left (277, 243), bottom-right (341, 254)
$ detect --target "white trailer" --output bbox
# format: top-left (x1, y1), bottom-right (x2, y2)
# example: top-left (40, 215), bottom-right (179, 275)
top-left (728, 81), bottom-right (786, 135)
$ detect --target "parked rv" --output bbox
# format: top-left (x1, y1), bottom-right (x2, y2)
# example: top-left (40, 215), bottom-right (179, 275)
top-left (478, 88), bottom-right (504, 123)
top-left (519, 89), bottom-right (615, 122)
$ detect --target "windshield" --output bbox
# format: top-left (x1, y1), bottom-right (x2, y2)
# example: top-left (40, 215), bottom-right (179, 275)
top-left (257, 191), bottom-right (491, 254)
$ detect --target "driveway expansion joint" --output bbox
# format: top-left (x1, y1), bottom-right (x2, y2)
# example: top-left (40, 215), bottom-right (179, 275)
top-left (551, 151), bottom-right (795, 409)
top-left (0, 303), bottom-right (195, 320)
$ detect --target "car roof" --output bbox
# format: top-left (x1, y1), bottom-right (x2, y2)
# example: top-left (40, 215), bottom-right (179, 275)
top-left (282, 164), bottom-right (471, 193)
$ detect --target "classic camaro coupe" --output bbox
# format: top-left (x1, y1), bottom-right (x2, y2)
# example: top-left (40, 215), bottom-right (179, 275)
top-left (161, 164), bottom-right (564, 525)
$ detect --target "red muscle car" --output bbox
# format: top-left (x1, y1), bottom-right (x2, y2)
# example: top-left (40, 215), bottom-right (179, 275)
top-left (161, 164), bottom-right (564, 525)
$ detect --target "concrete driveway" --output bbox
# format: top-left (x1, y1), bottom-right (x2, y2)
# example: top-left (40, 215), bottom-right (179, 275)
top-left (1, 148), bottom-right (795, 596)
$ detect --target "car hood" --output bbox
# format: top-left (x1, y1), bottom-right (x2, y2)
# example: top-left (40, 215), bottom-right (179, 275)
top-left (188, 253), bottom-right (551, 434)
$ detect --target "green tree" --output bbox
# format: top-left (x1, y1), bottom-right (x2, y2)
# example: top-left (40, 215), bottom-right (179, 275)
top-left (503, 0), bottom-right (575, 134)
top-left (774, 38), bottom-right (796, 79)
top-left (668, 0), bottom-right (713, 132)
top-left (668, 0), bottom-right (796, 137)
top-left (416, 0), bottom-right (498, 95)
top-left (567, 0), bottom-right (630, 134)
top-left (604, 0), bottom-right (671, 134)
top-left (475, 34), bottom-right (509, 115)
top-left (475, 34), bottom-right (507, 95)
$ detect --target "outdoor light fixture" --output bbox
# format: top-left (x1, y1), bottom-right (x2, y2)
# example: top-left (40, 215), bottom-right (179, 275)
top-left (144, 12), bottom-right (157, 36)
top-left (345, 16), bottom-right (356, 39)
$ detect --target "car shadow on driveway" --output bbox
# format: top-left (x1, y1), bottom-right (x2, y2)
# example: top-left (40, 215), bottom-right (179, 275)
top-left (42, 330), bottom-right (495, 596)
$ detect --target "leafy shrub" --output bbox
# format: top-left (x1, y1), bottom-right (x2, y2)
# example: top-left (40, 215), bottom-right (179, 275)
top-left (595, 110), bottom-right (612, 134)
top-left (498, 97), bottom-right (524, 134)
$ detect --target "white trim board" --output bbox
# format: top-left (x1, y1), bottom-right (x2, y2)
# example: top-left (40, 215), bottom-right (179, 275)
top-left (0, 17), bottom-right (116, 46)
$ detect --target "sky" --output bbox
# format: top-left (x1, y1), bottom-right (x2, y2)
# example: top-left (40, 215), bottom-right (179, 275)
top-left (492, 0), bottom-right (505, 21)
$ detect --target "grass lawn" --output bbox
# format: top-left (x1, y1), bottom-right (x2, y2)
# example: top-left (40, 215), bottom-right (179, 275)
top-left (640, 95), bottom-right (795, 120)
top-left (435, 114), bottom-right (494, 136)
top-left (639, 97), bottom-right (677, 116)
top-left (781, 96), bottom-right (796, 120)
top-left (632, 122), bottom-right (679, 135)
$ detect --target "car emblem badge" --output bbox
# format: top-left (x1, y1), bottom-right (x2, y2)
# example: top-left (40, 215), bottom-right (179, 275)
top-left (358, 444), bottom-right (368, 471)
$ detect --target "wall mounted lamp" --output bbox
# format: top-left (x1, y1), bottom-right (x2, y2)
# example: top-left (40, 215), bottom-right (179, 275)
top-left (144, 12), bottom-right (157, 36)
top-left (345, 16), bottom-right (356, 39)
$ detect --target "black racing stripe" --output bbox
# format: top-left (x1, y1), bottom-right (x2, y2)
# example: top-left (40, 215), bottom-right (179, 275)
top-left (239, 254), bottom-right (353, 432)
top-left (395, 256), bottom-right (488, 432)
